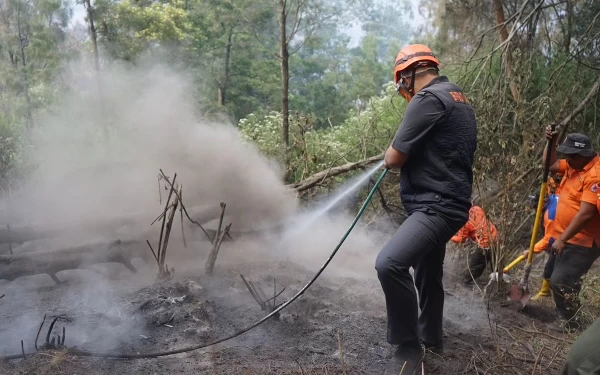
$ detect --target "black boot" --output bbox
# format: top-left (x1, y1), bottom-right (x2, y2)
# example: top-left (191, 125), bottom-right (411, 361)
top-left (384, 344), bottom-right (424, 375)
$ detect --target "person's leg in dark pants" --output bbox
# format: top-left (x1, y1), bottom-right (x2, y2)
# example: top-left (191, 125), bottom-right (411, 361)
top-left (463, 247), bottom-right (488, 284)
top-left (550, 244), bottom-right (600, 326)
top-left (375, 209), bottom-right (465, 374)
top-left (544, 251), bottom-right (556, 279)
top-left (414, 241), bottom-right (445, 348)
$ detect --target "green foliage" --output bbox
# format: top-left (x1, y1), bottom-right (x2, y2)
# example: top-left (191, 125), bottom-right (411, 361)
top-left (239, 82), bottom-right (405, 182)
top-left (96, 0), bottom-right (191, 60)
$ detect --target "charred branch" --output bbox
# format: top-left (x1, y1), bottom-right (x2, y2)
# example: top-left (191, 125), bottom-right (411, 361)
top-left (205, 203), bottom-right (232, 276)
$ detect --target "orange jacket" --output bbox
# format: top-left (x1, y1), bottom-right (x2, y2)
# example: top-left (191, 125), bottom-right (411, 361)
top-left (451, 205), bottom-right (498, 249)
top-left (553, 157), bottom-right (600, 247)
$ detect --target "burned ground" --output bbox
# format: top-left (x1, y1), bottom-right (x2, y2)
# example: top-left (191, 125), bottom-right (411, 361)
top-left (0, 237), bottom-right (587, 375)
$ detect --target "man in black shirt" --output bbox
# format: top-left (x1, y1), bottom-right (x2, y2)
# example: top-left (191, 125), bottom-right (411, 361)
top-left (377, 44), bottom-right (477, 375)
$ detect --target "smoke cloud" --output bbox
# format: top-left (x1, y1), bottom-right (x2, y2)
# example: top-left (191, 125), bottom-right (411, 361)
top-left (0, 57), bottom-right (389, 357)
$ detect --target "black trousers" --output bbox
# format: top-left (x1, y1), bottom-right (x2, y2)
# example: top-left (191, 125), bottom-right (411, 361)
top-left (543, 251), bottom-right (556, 280)
top-left (375, 209), bottom-right (466, 350)
top-left (463, 247), bottom-right (490, 283)
top-left (550, 243), bottom-right (600, 321)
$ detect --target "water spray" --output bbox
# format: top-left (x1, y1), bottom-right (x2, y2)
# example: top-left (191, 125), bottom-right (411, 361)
top-left (282, 161), bottom-right (385, 241)
top-left (1, 166), bottom-right (389, 360)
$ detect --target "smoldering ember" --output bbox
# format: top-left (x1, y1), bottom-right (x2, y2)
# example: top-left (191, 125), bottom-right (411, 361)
top-left (1, 1), bottom-right (600, 375)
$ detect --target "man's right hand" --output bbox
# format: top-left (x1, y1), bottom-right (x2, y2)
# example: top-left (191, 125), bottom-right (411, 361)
top-left (545, 125), bottom-right (558, 141)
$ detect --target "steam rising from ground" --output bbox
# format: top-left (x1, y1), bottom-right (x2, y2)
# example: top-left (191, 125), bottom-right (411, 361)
top-left (0, 59), bottom-right (389, 356)
top-left (2, 58), bottom-right (386, 267)
top-left (4, 60), bottom-right (297, 231)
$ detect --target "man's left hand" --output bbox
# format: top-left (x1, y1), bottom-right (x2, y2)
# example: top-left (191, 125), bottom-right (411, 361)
top-left (551, 238), bottom-right (566, 254)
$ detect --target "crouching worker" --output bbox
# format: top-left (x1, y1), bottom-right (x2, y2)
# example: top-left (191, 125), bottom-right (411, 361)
top-left (450, 204), bottom-right (498, 284)
top-left (522, 174), bottom-right (562, 300)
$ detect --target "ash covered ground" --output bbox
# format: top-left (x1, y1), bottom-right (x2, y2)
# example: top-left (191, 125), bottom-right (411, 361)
top-left (0, 235), bottom-right (580, 374)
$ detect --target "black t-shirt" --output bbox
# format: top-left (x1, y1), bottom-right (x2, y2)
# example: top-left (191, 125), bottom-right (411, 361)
top-left (391, 76), bottom-right (477, 219)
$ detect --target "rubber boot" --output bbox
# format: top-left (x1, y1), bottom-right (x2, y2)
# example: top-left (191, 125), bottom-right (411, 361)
top-left (531, 279), bottom-right (551, 301)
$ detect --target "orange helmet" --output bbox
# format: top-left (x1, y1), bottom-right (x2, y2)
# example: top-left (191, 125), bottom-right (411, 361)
top-left (394, 44), bottom-right (440, 102)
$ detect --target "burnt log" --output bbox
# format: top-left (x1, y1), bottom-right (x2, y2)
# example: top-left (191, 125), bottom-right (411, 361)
top-left (0, 240), bottom-right (150, 284)
top-left (0, 205), bottom-right (224, 246)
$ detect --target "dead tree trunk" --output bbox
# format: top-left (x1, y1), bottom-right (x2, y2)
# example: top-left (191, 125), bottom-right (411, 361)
top-left (83, 0), bottom-right (100, 72)
top-left (564, 0), bottom-right (573, 53)
top-left (0, 240), bottom-right (149, 284)
top-left (279, 0), bottom-right (291, 180)
top-left (493, 0), bottom-right (521, 103)
top-left (16, 3), bottom-right (34, 129)
top-left (218, 28), bottom-right (234, 106)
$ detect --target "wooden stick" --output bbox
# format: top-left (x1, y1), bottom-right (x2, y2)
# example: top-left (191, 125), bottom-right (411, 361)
top-left (45, 317), bottom-right (60, 346)
top-left (531, 345), bottom-right (544, 374)
top-left (205, 202), bottom-right (231, 276)
top-left (157, 173), bottom-right (177, 266)
top-left (240, 274), bottom-right (265, 310)
top-left (179, 185), bottom-right (186, 248)
top-left (145, 240), bottom-right (159, 264)
top-left (557, 75), bottom-right (600, 142)
top-left (34, 314), bottom-right (46, 351)
top-left (252, 281), bottom-right (272, 311)
top-left (159, 169), bottom-right (212, 241)
top-left (157, 174), bottom-right (162, 205)
top-left (21, 340), bottom-right (25, 359)
top-left (205, 223), bottom-right (231, 276)
top-left (159, 197), bottom-right (178, 278)
top-left (214, 203), bottom-right (226, 246)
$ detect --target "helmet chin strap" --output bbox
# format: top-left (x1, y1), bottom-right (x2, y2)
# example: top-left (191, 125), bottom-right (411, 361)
top-left (396, 69), bottom-right (417, 102)
top-left (396, 66), bottom-right (439, 102)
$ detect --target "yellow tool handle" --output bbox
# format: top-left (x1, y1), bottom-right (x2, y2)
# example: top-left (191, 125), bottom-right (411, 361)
top-left (503, 254), bottom-right (526, 273)
top-left (526, 181), bottom-right (548, 266)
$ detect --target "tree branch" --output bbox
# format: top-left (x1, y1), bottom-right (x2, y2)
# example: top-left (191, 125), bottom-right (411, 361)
top-left (286, 153), bottom-right (384, 192)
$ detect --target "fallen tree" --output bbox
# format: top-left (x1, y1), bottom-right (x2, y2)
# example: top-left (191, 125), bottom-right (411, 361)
top-left (0, 205), bottom-right (223, 246)
top-left (287, 152), bottom-right (384, 192)
top-left (0, 239), bottom-right (150, 284)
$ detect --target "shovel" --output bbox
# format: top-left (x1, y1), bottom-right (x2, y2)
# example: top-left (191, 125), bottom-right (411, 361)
top-left (502, 254), bottom-right (525, 274)
top-left (508, 124), bottom-right (555, 310)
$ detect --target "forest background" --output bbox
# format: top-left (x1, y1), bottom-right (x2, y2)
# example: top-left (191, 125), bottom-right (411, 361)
top-left (0, 0), bottom-right (599, 263)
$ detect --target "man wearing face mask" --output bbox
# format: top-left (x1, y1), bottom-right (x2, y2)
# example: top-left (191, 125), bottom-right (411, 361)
top-left (544, 128), bottom-right (600, 332)
top-left (377, 44), bottom-right (477, 374)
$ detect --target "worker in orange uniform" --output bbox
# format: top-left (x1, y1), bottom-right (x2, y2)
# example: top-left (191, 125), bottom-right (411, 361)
top-left (544, 128), bottom-right (600, 332)
top-left (450, 204), bottom-right (498, 284)
top-left (522, 174), bottom-right (562, 300)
